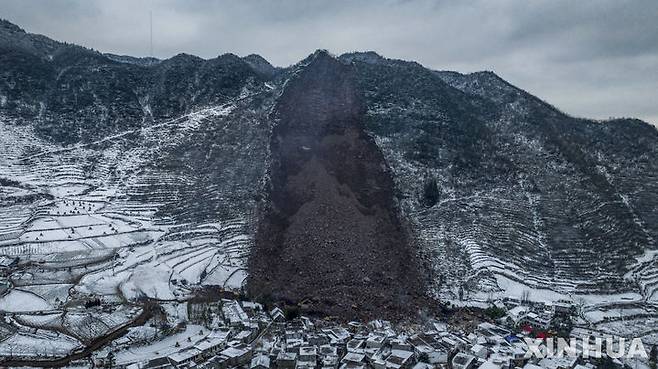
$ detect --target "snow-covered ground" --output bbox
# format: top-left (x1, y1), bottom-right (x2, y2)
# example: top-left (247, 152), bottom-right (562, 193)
top-left (0, 104), bottom-right (252, 296)
top-left (0, 289), bottom-right (51, 312)
top-left (0, 330), bottom-right (82, 358)
top-left (113, 324), bottom-right (209, 366)
top-left (0, 104), bottom-right (256, 360)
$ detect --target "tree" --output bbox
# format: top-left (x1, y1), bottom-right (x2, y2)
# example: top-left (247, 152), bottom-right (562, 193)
top-left (106, 351), bottom-right (115, 369)
top-left (422, 175), bottom-right (440, 207)
top-left (521, 290), bottom-right (531, 303)
top-left (484, 305), bottom-right (506, 320)
top-left (549, 314), bottom-right (573, 338)
top-left (596, 355), bottom-right (616, 369)
top-left (650, 345), bottom-right (657, 369)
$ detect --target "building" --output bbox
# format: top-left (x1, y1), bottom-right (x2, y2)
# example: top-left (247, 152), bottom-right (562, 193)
top-left (271, 307), bottom-right (286, 322)
top-left (452, 353), bottom-right (477, 369)
top-left (242, 301), bottom-right (264, 315)
top-left (551, 300), bottom-right (574, 315)
top-left (167, 347), bottom-right (203, 366)
top-left (194, 333), bottom-right (230, 358)
top-left (537, 356), bottom-right (578, 369)
top-left (297, 346), bottom-right (318, 369)
top-left (220, 344), bottom-right (252, 367)
top-left (325, 328), bottom-right (351, 344)
top-left (277, 351), bottom-right (298, 369)
top-left (411, 363), bottom-right (433, 369)
top-left (299, 346), bottom-right (318, 362)
top-left (470, 344), bottom-right (488, 359)
top-left (223, 300), bottom-right (250, 327)
top-left (203, 355), bottom-right (230, 369)
top-left (320, 345), bottom-right (340, 369)
top-left (390, 338), bottom-right (413, 352)
top-left (341, 352), bottom-right (366, 368)
top-left (366, 334), bottom-right (386, 349)
top-left (235, 329), bottom-right (257, 343)
top-left (504, 306), bottom-right (530, 327)
top-left (385, 349), bottom-right (415, 369)
top-left (251, 354), bottom-right (271, 369)
top-left (477, 357), bottom-right (508, 369)
top-left (518, 312), bottom-right (550, 330)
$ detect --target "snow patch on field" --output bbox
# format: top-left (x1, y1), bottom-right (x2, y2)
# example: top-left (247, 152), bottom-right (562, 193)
top-left (121, 264), bottom-right (175, 300)
top-left (113, 324), bottom-right (209, 366)
top-left (0, 331), bottom-right (82, 358)
top-left (483, 274), bottom-right (643, 306)
top-left (0, 289), bottom-right (52, 312)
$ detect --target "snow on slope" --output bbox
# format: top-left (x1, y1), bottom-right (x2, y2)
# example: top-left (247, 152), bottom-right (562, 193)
top-left (0, 92), bottom-right (265, 315)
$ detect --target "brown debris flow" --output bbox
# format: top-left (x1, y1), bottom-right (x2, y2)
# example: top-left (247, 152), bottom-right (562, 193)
top-left (247, 52), bottom-right (427, 320)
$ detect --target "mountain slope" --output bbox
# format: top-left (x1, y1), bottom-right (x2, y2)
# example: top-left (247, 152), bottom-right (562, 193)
top-left (1, 19), bottom-right (657, 318)
top-left (341, 52), bottom-right (658, 301)
top-left (0, 19), bottom-right (273, 143)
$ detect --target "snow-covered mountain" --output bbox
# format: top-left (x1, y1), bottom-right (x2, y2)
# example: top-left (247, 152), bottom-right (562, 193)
top-left (1, 20), bottom-right (657, 321)
top-left (341, 52), bottom-right (658, 305)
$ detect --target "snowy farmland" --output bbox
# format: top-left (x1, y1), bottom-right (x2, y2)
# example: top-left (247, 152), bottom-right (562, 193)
top-left (0, 103), bottom-right (259, 360)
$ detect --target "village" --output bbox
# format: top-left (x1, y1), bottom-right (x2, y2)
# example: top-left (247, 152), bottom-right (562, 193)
top-left (93, 296), bottom-right (654, 369)
top-left (1, 292), bottom-right (645, 369)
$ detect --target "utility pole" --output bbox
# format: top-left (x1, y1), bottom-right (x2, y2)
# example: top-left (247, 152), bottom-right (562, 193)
top-left (149, 11), bottom-right (153, 57)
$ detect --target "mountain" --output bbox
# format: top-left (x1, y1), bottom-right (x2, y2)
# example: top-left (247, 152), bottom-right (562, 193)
top-left (340, 52), bottom-right (658, 303)
top-left (1, 20), bottom-right (657, 320)
top-left (0, 20), bottom-right (269, 143)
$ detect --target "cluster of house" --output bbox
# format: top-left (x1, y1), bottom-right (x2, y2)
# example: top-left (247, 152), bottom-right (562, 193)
top-left (88, 295), bottom-right (626, 369)
top-left (255, 317), bottom-right (462, 369)
top-left (497, 298), bottom-right (575, 332)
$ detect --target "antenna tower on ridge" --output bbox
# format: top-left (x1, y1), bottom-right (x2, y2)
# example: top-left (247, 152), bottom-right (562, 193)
top-left (149, 11), bottom-right (153, 57)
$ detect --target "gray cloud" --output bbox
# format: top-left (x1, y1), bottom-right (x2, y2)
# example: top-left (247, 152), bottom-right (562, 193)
top-left (1, 0), bottom-right (656, 125)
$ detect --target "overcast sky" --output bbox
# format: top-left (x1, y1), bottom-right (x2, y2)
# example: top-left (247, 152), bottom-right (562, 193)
top-left (2, 0), bottom-right (656, 125)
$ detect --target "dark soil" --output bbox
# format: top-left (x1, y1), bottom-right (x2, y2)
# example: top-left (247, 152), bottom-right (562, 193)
top-left (247, 52), bottom-right (427, 320)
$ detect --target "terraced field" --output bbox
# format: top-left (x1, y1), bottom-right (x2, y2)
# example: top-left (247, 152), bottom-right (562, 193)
top-left (0, 85), bottom-right (272, 357)
top-left (0, 95), bottom-right (264, 292)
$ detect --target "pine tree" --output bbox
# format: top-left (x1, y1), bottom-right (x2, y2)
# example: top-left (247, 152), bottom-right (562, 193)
top-left (422, 175), bottom-right (440, 207)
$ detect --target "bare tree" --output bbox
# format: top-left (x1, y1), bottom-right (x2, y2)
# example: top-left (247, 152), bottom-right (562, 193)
top-left (521, 290), bottom-right (530, 304)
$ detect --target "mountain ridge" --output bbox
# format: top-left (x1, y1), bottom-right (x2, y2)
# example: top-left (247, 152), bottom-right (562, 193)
top-left (1, 18), bottom-right (655, 133)
top-left (1, 19), bottom-right (657, 318)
